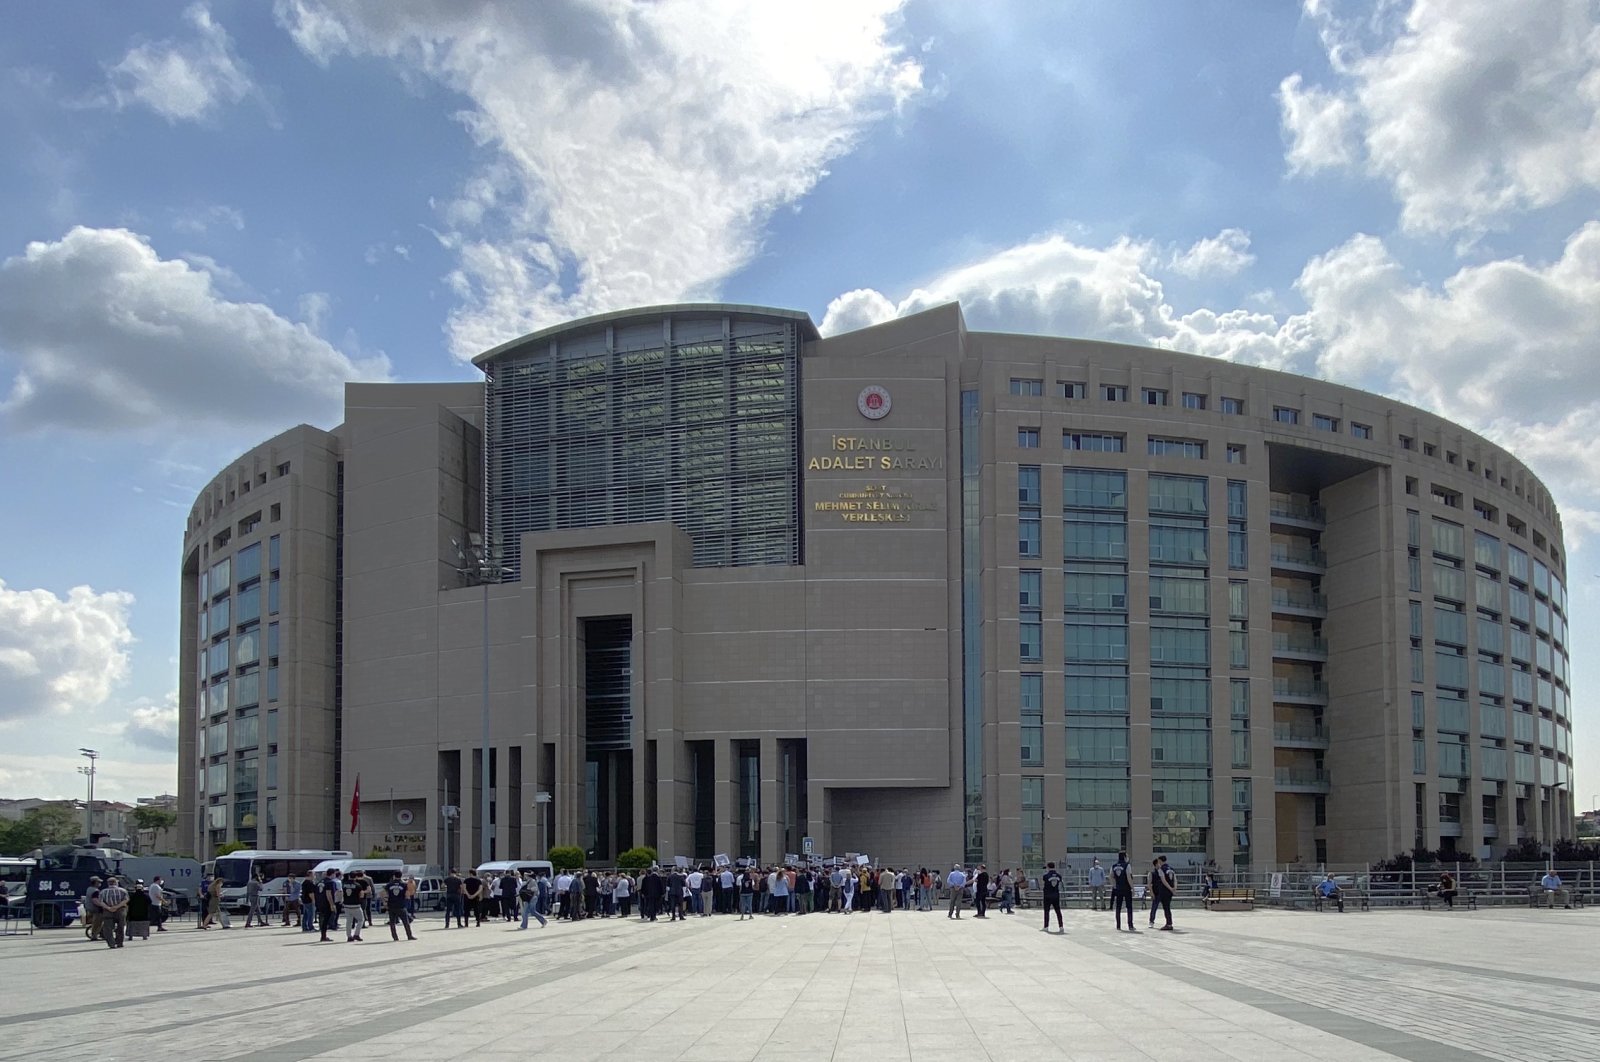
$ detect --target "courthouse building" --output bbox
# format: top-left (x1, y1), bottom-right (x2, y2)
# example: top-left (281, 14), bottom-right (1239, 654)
top-left (178, 302), bottom-right (1575, 870)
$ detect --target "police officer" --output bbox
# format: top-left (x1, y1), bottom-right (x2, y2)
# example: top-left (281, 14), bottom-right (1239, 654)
top-left (1040, 862), bottom-right (1064, 933)
top-left (1111, 851), bottom-right (1135, 931)
top-left (384, 871), bottom-right (415, 941)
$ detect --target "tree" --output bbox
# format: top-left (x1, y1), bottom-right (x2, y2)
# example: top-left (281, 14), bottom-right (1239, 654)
top-left (28, 805), bottom-right (80, 845)
top-left (0, 818), bottom-right (43, 855)
top-left (133, 806), bottom-right (177, 832)
top-left (616, 846), bottom-right (658, 870)
top-left (215, 840), bottom-right (250, 856)
top-left (547, 845), bottom-right (585, 871)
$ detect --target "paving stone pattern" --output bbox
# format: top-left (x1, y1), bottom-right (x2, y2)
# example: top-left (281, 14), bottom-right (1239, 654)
top-left (0, 905), bottom-right (1590, 1060)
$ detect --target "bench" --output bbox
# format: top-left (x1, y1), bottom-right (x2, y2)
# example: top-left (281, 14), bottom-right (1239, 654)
top-left (1203, 886), bottom-right (1255, 911)
top-left (1527, 884), bottom-right (1580, 909)
top-left (1312, 887), bottom-right (1367, 912)
top-left (1420, 887), bottom-right (1476, 911)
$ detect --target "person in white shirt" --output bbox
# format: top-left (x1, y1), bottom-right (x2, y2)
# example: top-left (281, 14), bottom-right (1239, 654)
top-left (147, 877), bottom-right (169, 932)
top-left (686, 869), bottom-right (704, 916)
top-left (613, 872), bottom-right (633, 918)
top-left (719, 867), bottom-right (735, 914)
top-left (554, 873), bottom-right (573, 920)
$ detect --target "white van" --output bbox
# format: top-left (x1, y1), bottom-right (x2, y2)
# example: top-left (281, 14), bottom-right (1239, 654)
top-left (475, 860), bottom-right (553, 878)
top-left (310, 857), bottom-right (405, 881)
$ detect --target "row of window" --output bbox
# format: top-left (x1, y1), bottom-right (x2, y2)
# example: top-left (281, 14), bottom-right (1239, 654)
top-left (1007, 377), bottom-right (1380, 439)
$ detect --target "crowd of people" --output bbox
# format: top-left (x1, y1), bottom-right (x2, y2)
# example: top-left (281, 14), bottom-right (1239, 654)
top-left (76, 851), bottom-right (1200, 949)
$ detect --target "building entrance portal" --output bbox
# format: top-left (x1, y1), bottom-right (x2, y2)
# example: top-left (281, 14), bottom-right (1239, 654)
top-left (583, 617), bottom-right (633, 861)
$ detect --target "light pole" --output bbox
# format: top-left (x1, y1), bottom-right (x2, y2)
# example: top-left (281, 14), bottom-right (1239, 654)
top-left (454, 536), bottom-right (504, 867)
top-left (78, 748), bottom-right (99, 843)
top-left (1548, 780), bottom-right (1566, 870)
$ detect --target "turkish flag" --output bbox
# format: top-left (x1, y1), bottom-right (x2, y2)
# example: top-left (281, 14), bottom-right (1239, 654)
top-left (349, 774), bottom-right (361, 834)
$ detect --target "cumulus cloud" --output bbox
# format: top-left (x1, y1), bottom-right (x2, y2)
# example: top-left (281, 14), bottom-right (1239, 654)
top-left (1167, 228), bottom-right (1256, 278)
top-left (0, 752), bottom-right (177, 803)
top-left (124, 694), bottom-right (179, 751)
top-left (819, 232), bottom-right (1316, 371)
top-left (1279, 0), bottom-right (1600, 234)
top-left (0, 226), bottom-right (390, 434)
top-left (0, 579), bottom-right (135, 723)
top-left (818, 221), bottom-right (1600, 514)
top-left (107, 4), bottom-right (255, 123)
top-left (274, 0), bottom-right (924, 359)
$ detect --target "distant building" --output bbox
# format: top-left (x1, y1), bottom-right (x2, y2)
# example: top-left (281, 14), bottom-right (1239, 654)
top-left (180, 302), bottom-right (1575, 869)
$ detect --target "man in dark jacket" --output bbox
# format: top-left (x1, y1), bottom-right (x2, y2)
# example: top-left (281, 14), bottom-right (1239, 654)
top-left (665, 868), bottom-right (687, 921)
top-left (640, 868), bottom-right (664, 921)
top-left (974, 865), bottom-right (991, 918)
top-left (499, 872), bottom-right (519, 922)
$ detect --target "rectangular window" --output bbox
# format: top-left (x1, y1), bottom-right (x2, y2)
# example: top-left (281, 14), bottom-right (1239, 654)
top-left (1066, 724), bottom-right (1129, 764)
top-left (1228, 527), bottom-right (1247, 570)
top-left (1313, 413), bottom-right (1339, 432)
top-left (1064, 569), bottom-right (1127, 610)
top-left (1148, 474), bottom-right (1208, 514)
top-left (1065, 670), bottom-right (1129, 714)
top-left (267, 575), bottom-right (280, 616)
top-left (235, 542), bottom-right (261, 585)
top-left (1474, 531), bottom-right (1501, 571)
top-left (1063, 469), bottom-right (1128, 509)
top-left (1018, 517), bottom-right (1041, 558)
top-left (1017, 427), bottom-right (1040, 448)
top-left (1273, 406), bottom-right (1300, 425)
top-left (1181, 392), bottom-right (1206, 410)
top-left (1149, 525), bottom-right (1207, 564)
top-left (1351, 422), bottom-right (1372, 439)
top-left (1101, 384), bottom-right (1128, 402)
top-left (1433, 560), bottom-right (1465, 601)
top-left (1431, 518), bottom-right (1464, 558)
top-left (1148, 437), bottom-right (1206, 458)
top-left (268, 534), bottom-right (280, 573)
top-left (1009, 378), bottom-right (1043, 396)
top-left (1057, 381), bottom-right (1086, 399)
top-left (1064, 618), bottom-right (1129, 662)
top-left (1064, 517), bottom-right (1127, 560)
top-left (1226, 444), bottom-right (1244, 464)
top-left (1018, 465), bottom-right (1041, 505)
top-left (1399, 434), bottom-right (1415, 450)
top-left (1019, 622), bottom-right (1042, 663)
top-left (1220, 397), bottom-right (1243, 415)
top-left (1065, 432), bottom-right (1126, 452)
top-left (1141, 388), bottom-right (1169, 406)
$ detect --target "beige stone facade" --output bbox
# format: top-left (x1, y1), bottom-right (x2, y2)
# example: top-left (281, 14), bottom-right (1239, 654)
top-left (180, 302), bottom-right (1574, 870)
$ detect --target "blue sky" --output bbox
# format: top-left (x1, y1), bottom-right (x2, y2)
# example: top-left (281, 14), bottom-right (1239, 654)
top-left (2, 0), bottom-right (1597, 806)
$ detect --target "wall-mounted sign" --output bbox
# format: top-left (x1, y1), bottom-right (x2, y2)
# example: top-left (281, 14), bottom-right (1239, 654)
top-left (857, 385), bottom-right (891, 420)
top-left (396, 808), bottom-right (414, 826)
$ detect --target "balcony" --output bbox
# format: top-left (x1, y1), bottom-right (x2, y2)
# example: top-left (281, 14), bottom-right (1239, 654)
top-left (1269, 499), bottom-right (1326, 530)
top-left (1270, 587), bottom-right (1328, 616)
top-left (1273, 722), bottom-right (1331, 749)
top-left (1272, 632), bottom-right (1329, 660)
top-left (1271, 543), bottom-right (1327, 573)
top-left (1273, 678), bottom-right (1329, 704)
top-left (1274, 767), bottom-right (1332, 793)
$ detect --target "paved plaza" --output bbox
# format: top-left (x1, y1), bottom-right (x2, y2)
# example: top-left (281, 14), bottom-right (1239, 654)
top-left (0, 903), bottom-right (1591, 1061)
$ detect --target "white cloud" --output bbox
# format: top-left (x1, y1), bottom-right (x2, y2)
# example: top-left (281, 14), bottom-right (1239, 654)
top-left (275, 0), bottom-right (924, 359)
top-left (1167, 228), bottom-right (1256, 278)
top-left (819, 221), bottom-right (1600, 517)
top-left (107, 4), bottom-right (255, 123)
top-left (0, 752), bottom-right (176, 804)
top-left (819, 231), bottom-right (1316, 371)
top-left (0, 226), bottom-right (390, 434)
top-left (1280, 0), bottom-right (1600, 234)
top-left (172, 203), bottom-right (245, 235)
top-left (0, 579), bottom-right (134, 724)
top-left (124, 694), bottom-right (179, 752)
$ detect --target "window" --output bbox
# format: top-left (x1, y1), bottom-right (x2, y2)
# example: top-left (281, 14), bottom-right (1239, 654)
top-left (1446, 451), bottom-right (1458, 465)
top-left (1018, 516), bottom-right (1041, 557)
top-left (1225, 444), bottom-right (1244, 464)
top-left (1148, 437), bottom-right (1205, 459)
top-left (1064, 619), bottom-right (1129, 663)
top-left (1063, 469), bottom-right (1127, 509)
top-left (1010, 378), bottom-right (1043, 396)
top-left (1351, 422), bottom-right (1372, 440)
top-left (1181, 392), bottom-right (1206, 410)
top-left (1273, 406), bottom-right (1300, 425)
top-left (1399, 434), bottom-right (1415, 450)
top-left (1019, 570), bottom-right (1042, 608)
top-left (1313, 414), bottom-right (1339, 432)
top-left (1473, 499), bottom-right (1497, 522)
top-left (1018, 465), bottom-right (1041, 505)
top-left (1065, 432), bottom-right (1125, 452)
top-left (1431, 518), bottom-right (1464, 558)
top-left (1101, 384), bottom-right (1127, 402)
top-left (1057, 381), bottom-right (1086, 399)
top-left (1423, 443), bottom-right (1437, 457)
top-left (1019, 570), bottom-right (1042, 663)
top-left (1220, 397), bottom-right (1243, 415)
top-left (1405, 476), bottom-right (1418, 496)
top-left (275, 462), bottom-right (291, 477)
top-left (1431, 484), bottom-right (1462, 508)
top-left (1141, 388), bottom-right (1169, 406)
top-left (269, 503), bottom-right (282, 522)
top-left (1149, 474), bottom-right (1207, 515)
top-left (1017, 427), bottom-right (1040, 448)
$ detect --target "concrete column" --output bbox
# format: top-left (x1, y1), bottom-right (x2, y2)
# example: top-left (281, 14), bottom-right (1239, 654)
top-left (760, 736), bottom-right (781, 865)
top-left (714, 738), bottom-right (734, 856)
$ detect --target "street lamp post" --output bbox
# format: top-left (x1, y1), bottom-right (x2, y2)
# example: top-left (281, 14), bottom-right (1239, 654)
top-left (454, 537), bottom-right (503, 867)
top-left (1548, 781), bottom-right (1566, 870)
top-left (78, 748), bottom-right (99, 843)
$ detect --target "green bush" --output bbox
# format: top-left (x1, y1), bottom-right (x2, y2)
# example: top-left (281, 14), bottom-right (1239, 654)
top-left (215, 840), bottom-right (250, 856)
top-left (616, 846), bottom-right (658, 870)
top-left (547, 844), bottom-right (585, 871)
